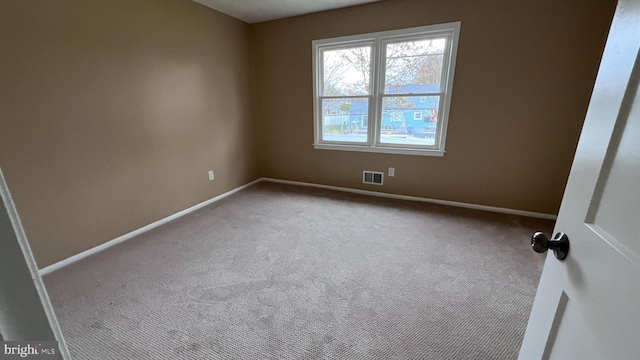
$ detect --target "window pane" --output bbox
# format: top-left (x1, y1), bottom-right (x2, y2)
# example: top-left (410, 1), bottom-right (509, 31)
top-left (380, 96), bottom-right (439, 146)
top-left (322, 98), bottom-right (368, 143)
top-left (323, 46), bottom-right (371, 96)
top-left (384, 38), bottom-right (445, 94)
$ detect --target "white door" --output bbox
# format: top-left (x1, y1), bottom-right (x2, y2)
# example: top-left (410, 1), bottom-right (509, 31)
top-left (519, 0), bottom-right (640, 359)
top-left (0, 167), bottom-right (70, 358)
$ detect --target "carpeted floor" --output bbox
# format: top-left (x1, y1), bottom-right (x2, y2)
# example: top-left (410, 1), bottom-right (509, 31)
top-left (44, 182), bottom-right (551, 359)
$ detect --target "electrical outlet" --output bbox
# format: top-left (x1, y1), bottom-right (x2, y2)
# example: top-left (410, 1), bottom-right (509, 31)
top-left (208, 170), bottom-right (214, 181)
top-left (388, 167), bottom-right (395, 177)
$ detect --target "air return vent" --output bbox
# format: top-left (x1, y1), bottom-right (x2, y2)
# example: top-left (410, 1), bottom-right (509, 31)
top-left (363, 171), bottom-right (384, 185)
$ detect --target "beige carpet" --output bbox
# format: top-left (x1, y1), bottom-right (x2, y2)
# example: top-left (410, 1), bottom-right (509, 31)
top-left (44, 181), bottom-right (551, 359)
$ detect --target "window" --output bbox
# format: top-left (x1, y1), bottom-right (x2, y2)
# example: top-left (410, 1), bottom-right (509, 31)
top-left (312, 22), bottom-right (460, 156)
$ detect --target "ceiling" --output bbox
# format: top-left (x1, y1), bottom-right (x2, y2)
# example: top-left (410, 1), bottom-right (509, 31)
top-left (192, 0), bottom-right (382, 24)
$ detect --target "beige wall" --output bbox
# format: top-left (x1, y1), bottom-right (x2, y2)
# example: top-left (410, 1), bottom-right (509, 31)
top-left (0, 0), bottom-right (617, 268)
top-left (0, 0), bottom-right (260, 268)
top-left (251, 0), bottom-right (616, 215)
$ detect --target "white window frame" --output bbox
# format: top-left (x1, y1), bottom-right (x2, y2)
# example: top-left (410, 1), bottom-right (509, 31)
top-left (312, 22), bottom-right (461, 157)
top-left (413, 111), bottom-right (423, 120)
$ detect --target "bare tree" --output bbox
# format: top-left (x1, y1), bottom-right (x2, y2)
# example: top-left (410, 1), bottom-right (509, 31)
top-left (385, 39), bottom-right (444, 90)
top-left (337, 47), bottom-right (371, 94)
top-left (325, 39), bottom-right (444, 97)
top-left (322, 55), bottom-right (348, 96)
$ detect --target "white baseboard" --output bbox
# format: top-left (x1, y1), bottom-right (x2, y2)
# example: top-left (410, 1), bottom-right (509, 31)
top-left (262, 178), bottom-right (557, 220)
top-left (39, 176), bottom-right (555, 276)
top-left (38, 178), bottom-right (263, 276)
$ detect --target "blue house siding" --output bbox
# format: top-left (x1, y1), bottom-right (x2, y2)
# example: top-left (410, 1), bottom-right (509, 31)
top-left (382, 84), bottom-right (439, 133)
top-left (381, 98), bottom-right (438, 131)
top-left (322, 84), bottom-right (439, 134)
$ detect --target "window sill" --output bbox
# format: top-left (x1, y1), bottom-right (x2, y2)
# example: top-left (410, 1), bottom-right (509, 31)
top-left (313, 143), bottom-right (445, 157)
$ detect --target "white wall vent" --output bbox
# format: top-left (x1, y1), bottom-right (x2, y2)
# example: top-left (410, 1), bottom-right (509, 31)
top-left (363, 171), bottom-right (384, 185)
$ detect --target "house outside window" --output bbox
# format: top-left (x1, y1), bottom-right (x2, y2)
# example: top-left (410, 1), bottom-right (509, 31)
top-left (312, 22), bottom-right (460, 156)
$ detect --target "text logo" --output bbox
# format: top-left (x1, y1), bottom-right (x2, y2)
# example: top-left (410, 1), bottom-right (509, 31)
top-left (1, 342), bottom-right (60, 359)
